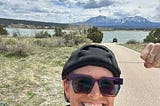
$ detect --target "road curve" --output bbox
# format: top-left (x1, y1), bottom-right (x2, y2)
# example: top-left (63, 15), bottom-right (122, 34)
top-left (103, 43), bottom-right (160, 106)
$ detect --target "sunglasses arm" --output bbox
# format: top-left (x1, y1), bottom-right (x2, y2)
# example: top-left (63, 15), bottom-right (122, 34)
top-left (114, 78), bottom-right (123, 85)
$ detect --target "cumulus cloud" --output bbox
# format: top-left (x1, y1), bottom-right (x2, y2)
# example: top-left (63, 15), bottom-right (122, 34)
top-left (0, 0), bottom-right (160, 23)
top-left (81, 0), bottom-right (114, 9)
top-left (156, 6), bottom-right (160, 17)
top-left (0, 1), bottom-right (4, 6)
top-left (113, 12), bottom-right (130, 19)
top-left (54, 0), bottom-right (114, 9)
top-left (151, 4), bottom-right (160, 22)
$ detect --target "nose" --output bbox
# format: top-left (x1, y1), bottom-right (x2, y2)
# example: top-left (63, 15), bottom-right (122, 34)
top-left (88, 81), bottom-right (103, 99)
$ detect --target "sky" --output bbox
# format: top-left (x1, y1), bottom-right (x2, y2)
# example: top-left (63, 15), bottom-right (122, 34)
top-left (0, 0), bottom-right (160, 23)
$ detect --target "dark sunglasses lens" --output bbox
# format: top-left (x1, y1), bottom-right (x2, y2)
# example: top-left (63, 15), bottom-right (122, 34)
top-left (99, 79), bottom-right (117, 96)
top-left (72, 77), bottom-right (93, 93)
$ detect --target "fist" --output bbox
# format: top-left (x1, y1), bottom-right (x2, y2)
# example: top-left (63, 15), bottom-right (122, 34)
top-left (140, 43), bottom-right (160, 68)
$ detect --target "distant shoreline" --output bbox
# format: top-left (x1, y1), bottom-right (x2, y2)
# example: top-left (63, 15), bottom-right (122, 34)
top-left (5, 27), bottom-right (152, 31)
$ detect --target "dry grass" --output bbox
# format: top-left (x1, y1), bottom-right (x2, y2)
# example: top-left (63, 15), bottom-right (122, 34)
top-left (120, 43), bottom-right (146, 52)
top-left (0, 37), bottom-right (79, 106)
top-left (0, 37), bottom-right (146, 106)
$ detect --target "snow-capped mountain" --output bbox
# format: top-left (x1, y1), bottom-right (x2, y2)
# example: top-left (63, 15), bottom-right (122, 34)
top-left (117, 16), bottom-right (149, 23)
top-left (76, 15), bottom-right (160, 28)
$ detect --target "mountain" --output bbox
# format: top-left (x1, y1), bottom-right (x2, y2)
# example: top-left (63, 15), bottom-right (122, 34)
top-left (0, 18), bottom-right (69, 28)
top-left (1, 16), bottom-right (160, 29)
top-left (76, 15), bottom-right (160, 29)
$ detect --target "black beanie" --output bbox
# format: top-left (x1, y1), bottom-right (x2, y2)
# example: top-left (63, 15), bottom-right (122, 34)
top-left (62, 44), bottom-right (121, 79)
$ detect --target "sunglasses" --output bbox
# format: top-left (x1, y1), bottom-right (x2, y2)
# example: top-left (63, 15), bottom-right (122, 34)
top-left (68, 73), bottom-right (123, 97)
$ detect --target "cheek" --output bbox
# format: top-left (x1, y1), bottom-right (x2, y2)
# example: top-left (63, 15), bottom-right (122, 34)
top-left (106, 97), bottom-right (115, 106)
top-left (69, 84), bottom-right (83, 105)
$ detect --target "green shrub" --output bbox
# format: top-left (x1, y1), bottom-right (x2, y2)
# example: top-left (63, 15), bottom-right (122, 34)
top-left (62, 34), bottom-right (76, 47)
top-left (33, 39), bottom-right (56, 48)
top-left (54, 27), bottom-right (63, 37)
top-left (6, 39), bottom-right (16, 45)
top-left (144, 28), bottom-right (160, 43)
top-left (0, 38), bottom-right (31, 56)
top-left (126, 39), bottom-right (139, 44)
top-left (61, 34), bottom-right (92, 47)
top-left (0, 37), bottom-right (2, 42)
top-left (13, 31), bottom-right (21, 37)
top-left (65, 39), bottom-right (75, 47)
top-left (57, 38), bottom-right (66, 47)
top-left (87, 26), bottom-right (103, 43)
top-left (0, 24), bottom-right (8, 35)
top-left (74, 35), bottom-right (92, 45)
top-left (8, 41), bottom-right (32, 57)
top-left (33, 39), bottom-right (43, 46)
top-left (0, 41), bottom-right (8, 53)
top-left (35, 31), bottom-right (51, 38)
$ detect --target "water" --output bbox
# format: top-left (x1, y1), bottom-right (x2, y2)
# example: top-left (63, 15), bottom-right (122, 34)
top-left (6, 28), bottom-right (149, 44)
top-left (6, 28), bottom-right (55, 36)
top-left (102, 30), bottom-right (149, 43)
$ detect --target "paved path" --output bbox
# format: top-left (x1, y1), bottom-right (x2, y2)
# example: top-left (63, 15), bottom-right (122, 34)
top-left (103, 43), bottom-right (160, 106)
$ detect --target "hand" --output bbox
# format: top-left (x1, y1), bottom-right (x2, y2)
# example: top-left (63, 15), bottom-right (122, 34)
top-left (140, 43), bottom-right (160, 68)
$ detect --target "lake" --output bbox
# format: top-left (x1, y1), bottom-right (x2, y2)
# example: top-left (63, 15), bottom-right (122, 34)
top-left (102, 30), bottom-right (149, 43)
top-left (6, 28), bottom-right (149, 44)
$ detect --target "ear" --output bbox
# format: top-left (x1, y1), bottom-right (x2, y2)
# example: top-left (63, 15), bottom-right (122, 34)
top-left (63, 79), bottom-right (70, 101)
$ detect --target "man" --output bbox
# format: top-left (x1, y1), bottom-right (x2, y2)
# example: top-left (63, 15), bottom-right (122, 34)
top-left (141, 43), bottom-right (160, 68)
top-left (61, 44), bottom-right (123, 106)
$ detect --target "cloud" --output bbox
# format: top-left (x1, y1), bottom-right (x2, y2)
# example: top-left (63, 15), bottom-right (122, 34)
top-left (113, 12), bottom-right (130, 18)
top-left (30, 7), bottom-right (48, 13)
top-left (0, 1), bottom-right (4, 6)
top-left (54, 0), bottom-right (114, 9)
top-left (156, 7), bottom-right (160, 17)
top-left (0, 0), bottom-right (160, 23)
top-left (152, 4), bottom-right (160, 22)
top-left (52, 0), bottom-right (77, 8)
top-left (81, 0), bottom-right (114, 9)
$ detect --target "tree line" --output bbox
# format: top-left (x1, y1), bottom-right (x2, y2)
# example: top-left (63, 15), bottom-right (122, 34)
top-left (1, 24), bottom-right (160, 43)
top-left (0, 24), bottom-right (103, 43)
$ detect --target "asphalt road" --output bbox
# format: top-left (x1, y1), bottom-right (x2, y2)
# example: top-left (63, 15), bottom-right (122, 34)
top-left (103, 43), bottom-right (160, 106)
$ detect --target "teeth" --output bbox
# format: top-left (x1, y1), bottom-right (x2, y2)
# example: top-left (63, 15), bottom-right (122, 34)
top-left (83, 103), bottom-right (103, 106)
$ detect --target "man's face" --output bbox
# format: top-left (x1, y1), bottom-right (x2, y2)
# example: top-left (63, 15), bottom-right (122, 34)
top-left (63, 65), bottom-right (115, 106)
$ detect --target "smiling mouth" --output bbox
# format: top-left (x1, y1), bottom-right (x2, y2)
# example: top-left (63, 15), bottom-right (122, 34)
top-left (82, 103), bottom-right (106, 106)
